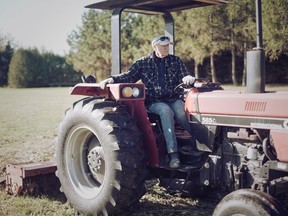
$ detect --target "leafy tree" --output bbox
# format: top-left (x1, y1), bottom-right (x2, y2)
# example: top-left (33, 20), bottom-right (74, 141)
top-left (29, 48), bottom-right (48, 86)
top-left (207, 5), bottom-right (231, 83)
top-left (67, 9), bottom-right (163, 79)
top-left (42, 52), bottom-right (82, 85)
top-left (262, 0), bottom-right (288, 60)
top-left (8, 47), bottom-right (81, 88)
top-left (8, 49), bottom-right (33, 87)
top-left (121, 13), bottom-right (163, 70)
top-left (227, 0), bottom-right (256, 85)
top-left (0, 42), bottom-right (13, 86)
top-left (121, 11), bottom-right (164, 72)
top-left (66, 2), bottom-right (288, 84)
top-left (60, 61), bottom-right (83, 84)
top-left (175, 5), bottom-right (230, 82)
top-left (67, 10), bottom-right (111, 81)
top-left (8, 48), bottom-right (46, 87)
top-left (174, 10), bottom-right (208, 78)
top-left (176, 1), bottom-right (255, 85)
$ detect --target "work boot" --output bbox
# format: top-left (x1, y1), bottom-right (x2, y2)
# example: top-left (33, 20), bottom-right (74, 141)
top-left (169, 152), bottom-right (180, 168)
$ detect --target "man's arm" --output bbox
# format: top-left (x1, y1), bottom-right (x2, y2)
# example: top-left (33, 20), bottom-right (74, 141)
top-left (99, 61), bottom-right (142, 89)
top-left (113, 62), bottom-right (141, 83)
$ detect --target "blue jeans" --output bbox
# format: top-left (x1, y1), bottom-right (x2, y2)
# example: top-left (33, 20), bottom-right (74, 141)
top-left (147, 99), bottom-right (192, 153)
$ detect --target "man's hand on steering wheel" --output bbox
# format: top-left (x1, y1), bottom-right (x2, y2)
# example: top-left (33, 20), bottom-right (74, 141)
top-left (174, 77), bottom-right (210, 95)
top-left (174, 76), bottom-right (195, 96)
top-left (182, 75), bottom-right (195, 86)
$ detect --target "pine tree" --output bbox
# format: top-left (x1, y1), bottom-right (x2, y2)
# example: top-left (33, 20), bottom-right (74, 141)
top-left (262, 0), bottom-right (288, 60)
top-left (66, 10), bottom-right (111, 81)
top-left (0, 42), bottom-right (13, 86)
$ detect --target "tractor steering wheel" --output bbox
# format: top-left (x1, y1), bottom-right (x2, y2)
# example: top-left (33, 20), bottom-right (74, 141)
top-left (174, 78), bottom-right (210, 95)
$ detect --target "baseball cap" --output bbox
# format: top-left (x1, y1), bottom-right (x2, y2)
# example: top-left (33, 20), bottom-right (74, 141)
top-left (151, 35), bottom-right (173, 46)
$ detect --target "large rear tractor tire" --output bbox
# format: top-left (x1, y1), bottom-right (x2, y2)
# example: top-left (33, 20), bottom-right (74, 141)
top-left (56, 97), bottom-right (147, 216)
top-left (213, 189), bottom-right (287, 216)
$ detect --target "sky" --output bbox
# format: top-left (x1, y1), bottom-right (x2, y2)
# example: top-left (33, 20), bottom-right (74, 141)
top-left (0, 0), bottom-right (95, 56)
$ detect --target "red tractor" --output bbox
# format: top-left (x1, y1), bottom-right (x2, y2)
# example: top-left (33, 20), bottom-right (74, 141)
top-left (55, 0), bottom-right (288, 215)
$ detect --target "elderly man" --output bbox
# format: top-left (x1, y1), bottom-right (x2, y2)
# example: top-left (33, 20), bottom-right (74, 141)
top-left (100, 35), bottom-right (195, 168)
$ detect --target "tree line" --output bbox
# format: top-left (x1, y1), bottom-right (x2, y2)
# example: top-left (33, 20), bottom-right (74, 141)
top-left (0, 41), bottom-right (82, 88)
top-left (1, 0), bottom-right (287, 88)
top-left (67, 0), bottom-right (288, 85)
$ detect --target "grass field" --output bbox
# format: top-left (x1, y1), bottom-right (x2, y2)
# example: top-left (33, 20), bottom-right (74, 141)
top-left (0, 85), bottom-right (287, 215)
top-left (0, 87), bottom-right (83, 216)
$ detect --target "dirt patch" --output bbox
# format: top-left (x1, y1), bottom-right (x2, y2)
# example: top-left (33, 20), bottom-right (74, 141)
top-left (130, 179), bottom-right (224, 216)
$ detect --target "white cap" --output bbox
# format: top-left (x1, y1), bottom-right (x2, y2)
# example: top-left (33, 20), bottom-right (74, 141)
top-left (151, 35), bottom-right (173, 46)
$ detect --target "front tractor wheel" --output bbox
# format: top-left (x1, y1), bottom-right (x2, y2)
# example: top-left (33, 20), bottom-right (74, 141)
top-left (56, 97), bottom-right (147, 216)
top-left (213, 189), bottom-right (287, 216)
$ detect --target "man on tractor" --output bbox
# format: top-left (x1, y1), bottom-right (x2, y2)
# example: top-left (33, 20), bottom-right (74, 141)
top-left (100, 35), bottom-right (195, 168)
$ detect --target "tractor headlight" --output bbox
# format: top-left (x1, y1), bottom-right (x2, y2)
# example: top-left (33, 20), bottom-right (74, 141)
top-left (119, 85), bottom-right (144, 99)
top-left (121, 86), bottom-right (141, 98)
top-left (122, 87), bottom-right (133, 97)
top-left (132, 87), bottom-right (140, 97)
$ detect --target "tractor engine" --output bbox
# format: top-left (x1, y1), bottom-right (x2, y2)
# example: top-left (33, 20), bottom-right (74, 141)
top-left (220, 127), bottom-right (270, 191)
top-left (211, 126), bottom-right (288, 210)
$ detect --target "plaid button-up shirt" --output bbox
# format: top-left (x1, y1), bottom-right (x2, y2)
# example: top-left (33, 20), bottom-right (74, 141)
top-left (113, 52), bottom-right (189, 104)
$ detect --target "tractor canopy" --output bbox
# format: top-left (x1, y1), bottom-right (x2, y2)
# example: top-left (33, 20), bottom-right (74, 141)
top-left (85, 0), bottom-right (229, 12)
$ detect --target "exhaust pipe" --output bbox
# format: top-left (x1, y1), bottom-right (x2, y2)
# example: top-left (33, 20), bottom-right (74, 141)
top-left (246, 0), bottom-right (265, 93)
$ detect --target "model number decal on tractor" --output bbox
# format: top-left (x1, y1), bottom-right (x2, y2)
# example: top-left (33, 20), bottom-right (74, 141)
top-left (202, 117), bottom-right (217, 124)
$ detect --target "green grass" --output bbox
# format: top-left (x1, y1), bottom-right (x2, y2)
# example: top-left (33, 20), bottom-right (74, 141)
top-left (0, 85), bottom-right (287, 215)
top-left (0, 88), bottom-right (83, 172)
top-left (0, 193), bottom-right (74, 216)
top-left (0, 87), bottom-right (83, 215)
